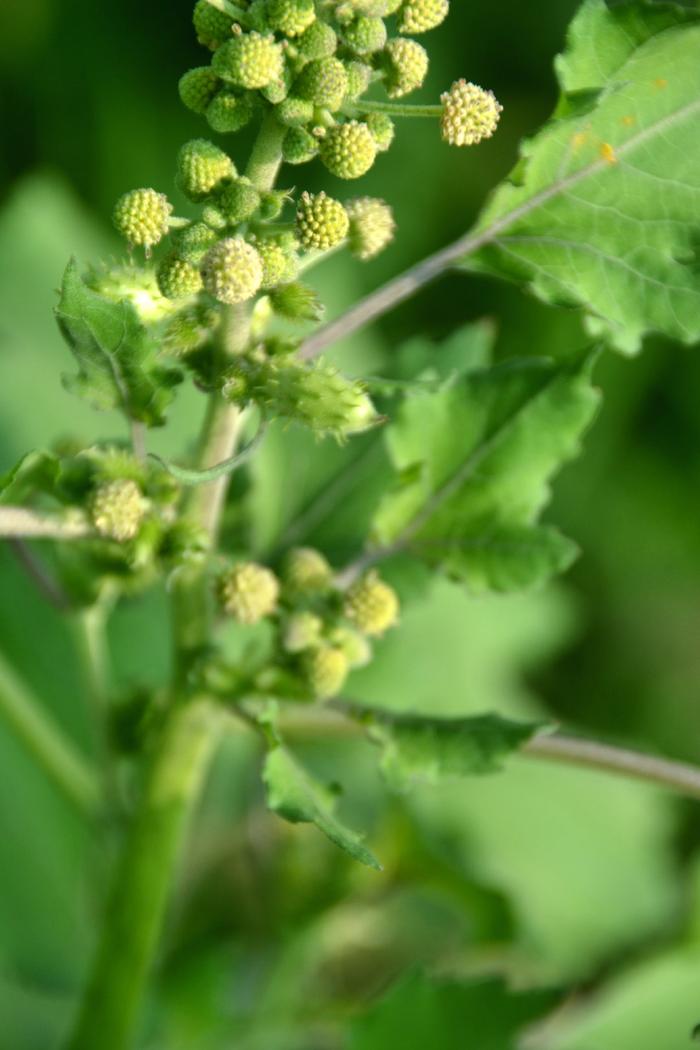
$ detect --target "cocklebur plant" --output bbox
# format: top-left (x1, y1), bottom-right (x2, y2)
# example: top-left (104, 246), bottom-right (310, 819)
top-left (2, 0), bottom-right (700, 1047)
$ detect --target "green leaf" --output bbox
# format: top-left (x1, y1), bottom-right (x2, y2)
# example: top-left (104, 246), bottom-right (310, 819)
top-left (0, 450), bottom-right (60, 505)
top-left (350, 972), bottom-right (556, 1050)
top-left (262, 746), bottom-right (381, 870)
top-left (463, 0), bottom-right (700, 354)
top-left (148, 423), bottom-right (265, 485)
top-left (55, 258), bottom-right (181, 426)
top-left (374, 353), bottom-right (599, 593)
top-left (367, 711), bottom-right (545, 791)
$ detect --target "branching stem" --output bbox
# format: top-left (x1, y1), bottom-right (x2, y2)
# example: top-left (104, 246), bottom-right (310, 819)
top-left (0, 506), bottom-right (91, 539)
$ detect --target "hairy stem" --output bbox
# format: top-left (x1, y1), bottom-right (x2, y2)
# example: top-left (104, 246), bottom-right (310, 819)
top-left (347, 99), bottom-right (441, 119)
top-left (0, 506), bottom-right (91, 539)
top-left (0, 650), bottom-right (98, 815)
top-left (246, 110), bottom-right (287, 191)
top-left (66, 700), bottom-right (223, 1050)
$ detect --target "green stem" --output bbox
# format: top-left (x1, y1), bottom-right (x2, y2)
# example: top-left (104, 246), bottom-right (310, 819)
top-left (347, 99), bottom-right (442, 119)
top-left (245, 110), bottom-right (287, 191)
top-left (205, 0), bottom-right (250, 24)
top-left (65, 700), bottom-right (223, 1050)
top-left (0, 651), bottom-right (98, 815)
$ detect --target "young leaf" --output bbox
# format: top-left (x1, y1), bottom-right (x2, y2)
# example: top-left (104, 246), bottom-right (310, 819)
top-left (464, 0), bottom-right (700, 354)
top-left (350, 972), bottom-right (556, 1050)
top-left (0, 451), bottom-right (60, 505)
top-left (373, 352), bottom-right (599, 593)
top-left (366, 711), bottom-right (545, 792)
top-left (55, 259), bottom-right (181, 425)
top-left (262, 746), bottom-right (381, 870)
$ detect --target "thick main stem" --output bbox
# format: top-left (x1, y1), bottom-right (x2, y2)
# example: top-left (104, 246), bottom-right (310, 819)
top-left (66, 701), bottom-right (222, 1050)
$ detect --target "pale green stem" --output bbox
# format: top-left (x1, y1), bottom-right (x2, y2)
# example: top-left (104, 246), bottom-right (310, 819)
top-left (204, 0), bottom-right (250, 23)
top-left (245, 110), bottom-right (287, 191)
top-left (65, 700), bottom-right (224, 1050)
top-left (0, 506), bottom-right (91, 539)
top-left (347, 99), bottom-right (442, 120)
top-left (0, 650), bottom-right (99, 815)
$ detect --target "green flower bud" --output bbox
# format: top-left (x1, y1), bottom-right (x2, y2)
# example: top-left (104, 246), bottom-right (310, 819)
top-left (213, 32), bottom-right (284, 89)
top-left (257, 358), bottom-right (378, 438)
top-left (346, 197), bottom-right (395, 259)
top-left (440, 79), bottom-right (503, 147)
top-left (384, 37), bottom-right (428, 98)
top-left (161, 518), bottom-right (211, 562)
top-left (249, 236), bottom-right (298, 289)
top-left (202, 203), bottom-right (228, 230)
top-left (178, 66), bottom-right (221, 114)
top-left (202, 237), bottom-right (264, 304)
top-left (193, 0), bottom-right (233, 50)
top-left (113, 188), bottom-right (172, 249)
top-left (296, 190), bottom-right (349, 249)
top-left (258, 188), bottom-right (291, 220)
top-left (173, 221), bottom-right (218, 265)
top-left (296, 57), bottom-right (349, 111)
top-left (344, 60), bottom-right (373, 100)
top-left (343, 15), bottom-right (387, 54)
top-left (177, 139), bottom-right (236, 201)
top-left (277, 96), bottom-right (315, 127)
top-left (91, 479), bottom-right (147, 542)
top-left (219, 562), bottom-right (280, 624)
top-left (156, 253), bottom-right (204, 299)
top-left (343, 570), bottom-right (399, 636)
top-left (221, 365), bottom-right (251, 404)
top-left (282, 126), bottom-right (319, 164)
top-left (206, 88), bottom-right (256, 133)
top-left (269, 280), bottom-right (324, 322)
top-left (261, 72), bottom-right (292, 105)
top-left (163, 302), bottom-right (219, 355)
top-left (349, 0), bottom-right (402, 13)
top-left (398, 0), bottom-right (449, 33)
top-left (283, 547), bottom-right (333, 595)
top-left (296, 20), bottom-right (338, 61)
top-left (329, 625), bottom-right (372, 669)
top-left (246, 0), bottom-right (271, 31)
top-left (365, 111), bottom-right (395, 151)
top-left (303, 645), bottom-right (348, 699)
top-left (319, 121), bottom-right (377, 179)
top-left (267, 0), bottom-right (316, 38)
top-left (282, 610), bottom-right (324, 653)
top-left (218, 177), bottom-right (261, 223)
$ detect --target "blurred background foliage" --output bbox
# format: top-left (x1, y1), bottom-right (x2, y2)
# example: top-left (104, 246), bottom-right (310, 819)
top-left (2, 0), bottom-right (700, 1047)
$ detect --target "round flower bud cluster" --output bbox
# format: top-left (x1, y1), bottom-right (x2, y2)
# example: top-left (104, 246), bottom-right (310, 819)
top-left (91, 479), bottom-right (148, 543)
top-left (440, 79), bottom-right (503, 147)
top-left (177, 139), bottom-right (236, 201)
top-left (397, 0), bottom-right (449, 34)
top-left (346, 197), bottom-right (395, 259)
top-left (219, 562), bottom-right (280, 624)
top-left (296, 191), bottom-right (349, 250)
top-left (343, 571), bottom-right (399, 636)
top-left (283, 547), bottom-right (334, 595)
top-left (202, 237), bottom-right (264, 304)
top-left (113, 189), bottom-right (172, 249)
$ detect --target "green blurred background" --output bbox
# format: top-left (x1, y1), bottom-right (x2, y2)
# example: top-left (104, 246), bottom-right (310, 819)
top-left (2, 1), bottom-right (700, 1047)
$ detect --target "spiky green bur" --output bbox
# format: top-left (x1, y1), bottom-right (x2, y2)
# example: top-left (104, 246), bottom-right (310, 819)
top-left (343, 15), bottom-right (387, 54)
top-left (213, 32), bottom-right (284, 89)
top-left (113, 189), bottom-right (172, 249)
top-left (283, 547), bottom-right (334, 595)
top-left (219, 178), bottom-right (261, 223)
top-left (157, 254), bottom-right (204, 299)
top-left (163, 302), bottom-right (219, 355)
top-left (296, 20), bottom-right (338, 60)
top-left (283, 127), bottom-right (319, 164)
top-left (269, 280), bottom-right (324, 322)
top-left (346, 197), bottom-right (395, 259)
top-left (91, 479), bottom-right (147, 542)
top-left (174, 222), bottom-right (218, 265)
top-left (251, 236), bottom-right (298, 289)
top-left (329, 625), bottom-right (372, 669)
top-left (303, 645), bottom-right (348, 699)
top-left (257, 359), bottom-right (378, 437)
top-left (277, 96), bottom-right (315, 126)
top-left (179, 66), bottom-right (221, 114)
top-left (86, 264), bottom-right (175, 323)
top-left (219, 562), bottom-right (280, 624)
top-left (398, 0), bottom-right (449, 33)
top-left (282, 611), bottom-right (324, 653)
top-left (384, 37), bottom-right (428, 97)
top-left (343, 571), bottom-right (399, 636)
top-left (320, 121), bottom-right (378, 179)
top-left (296, 191), bottom-right (349, 249)
top-left (365, 111), bottom-right (395, 151)
top-left (193, 0), bottom-right (233, 49)
top-left (177, 139), bottom-right (236, 201)
top-left (344, 60), bottom-right (373, 100)
top-left (296, 57), bottom-right (348, 111)
top-left (440, 79), bottom-right (503, 146)
top-left (202, 237), bottom-right (263, 304)
top-left (267, 0), bottom-right (316, 37)
top-left (207, 89), bottom-right (256, 132)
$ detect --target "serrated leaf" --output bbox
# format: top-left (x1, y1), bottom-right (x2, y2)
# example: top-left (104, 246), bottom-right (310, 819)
top-left (55, 258), bottom-right (181, 425)
top-left (367, 711), bottom-right (545, 791)
top-left (373, 353), bottom-right (599, 593)
top-left (350, 971), bottom-right (556, 1050)
top-left (463, 0), bottom-right (700, 354)
top-left (262, 746), bottom-right (381, 870)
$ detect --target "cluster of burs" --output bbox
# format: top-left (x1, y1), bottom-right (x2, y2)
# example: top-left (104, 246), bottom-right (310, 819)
top-left (108, 0), bottom-right (502, 441)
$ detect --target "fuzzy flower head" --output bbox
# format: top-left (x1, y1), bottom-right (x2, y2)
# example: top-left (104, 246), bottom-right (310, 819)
top-left (303, 645), bottom-right (349, 699)
top-left (319, 121), bottom-right (378, 180)
top-left (219, 562), bottom-right (280, 624)
top-left (296, 191), bottom-right (349, 249)
top-left (383, 37), bottom-right (429, 98)
top-left (91, 479), bottom-right (148, 542)
top-left (177, 139), bottom-right (236, 201)
top-left (283, 547), bottom-right (333, 595)
top-left (157, 254), bottom-right (203, 300)
top-left (267, 0), bottom-right (316, 37)
top-left (346, 197), bottom-right (396, 260)
top-left (398, 0), bottom-right (449, 34)
top-left (202, 237), bottom-right (264, 304)
top-left (113, 189), bottom-right (172, 249)
top-left (440, 79), bottom-right (503, 147)
top-left (213, 32), bottom-right (285, 89)
top-left (343, 571), bottom-right (399, 636)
